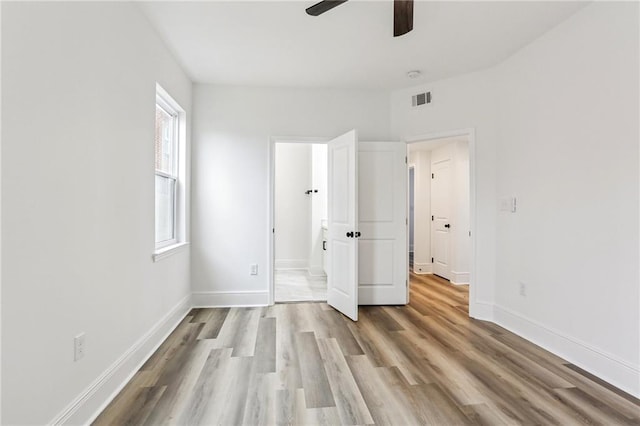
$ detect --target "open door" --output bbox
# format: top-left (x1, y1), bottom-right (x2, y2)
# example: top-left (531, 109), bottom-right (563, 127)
top-left (327, 130), bottom-right (359, 321)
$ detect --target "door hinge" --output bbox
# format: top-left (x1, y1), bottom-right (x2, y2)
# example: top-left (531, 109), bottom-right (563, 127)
top-left (431, 257), bottom-right (434, 263)
top-left (273, 228), bottom-right (275, 233)
top-left (431, 215), bottom-right (434, 221)
top-left (432, 173), bottom-right (434, 179)
top-left (405, 156), bottom-right (407, 164)
top-left (406, 218), bottom-right (408, 225)
top-left (406, 279), bottom-right (408, 288)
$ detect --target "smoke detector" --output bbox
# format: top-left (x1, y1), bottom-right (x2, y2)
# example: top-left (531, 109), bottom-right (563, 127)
top-left (407, 70), bottom-right (421, 79)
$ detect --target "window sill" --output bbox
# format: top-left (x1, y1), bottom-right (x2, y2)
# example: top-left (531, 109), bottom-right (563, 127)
top-left (153, 242), bottom-right (189, 262)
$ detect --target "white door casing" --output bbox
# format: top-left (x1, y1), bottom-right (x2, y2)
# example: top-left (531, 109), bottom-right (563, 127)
top-left (431, 145), bottom-right (452, 280)
top-left (358, 142), bottom-right (408, 305)
top-left (327, 130), bottom-right (359, 321)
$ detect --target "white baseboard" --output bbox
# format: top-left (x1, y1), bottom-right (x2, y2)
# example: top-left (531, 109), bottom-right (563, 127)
top-left (493, 304), bottom-right (640, 398)
top-left (275, 259), bottom-right (308, 270)
top-left (50, 294), bottom-right (192, 425)
top-left (307, 266), bottom-right (327, 277)
top-left (413, 262), bottom-right (432, 274)
top-left (469, 300), bottom-right (494, 321)
top-left (192, 290), bottom-right (269, 307)
top-left (450, 271), bottom-right (470, 285)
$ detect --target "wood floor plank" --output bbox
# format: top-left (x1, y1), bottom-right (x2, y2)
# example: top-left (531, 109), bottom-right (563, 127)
top-left (294, 388), bottom-right (342, 426)
top-left (196, 307), bottom-right (229, 339)
top-left (242, 372), bottom-right (277, 426)
top-left (175, 347), bottom-right (233, 425)
top-left (317, 338), bottom-right (374, 425)
top-left (322, 308), bottom-right (365, 356)
top-left (93, 384), bottom-right (167, 426)
top-left (218, 308), bottom-right (262, 357)
top-left (94, 274), bottom-right (640, 426)
top-left (554, 386), bottom-right (640, 425)
top-left (273, 303), bottom-right (303, 391)
top-left (407, 383), bottom-right (473, 425)
top-left (274, 389), bottom-right (296, 426)
top-left (215, 356), bottom-right (254, 425)
top-left (294, 332), bottom-right (336, 409)
top-left (346, 355), bottom-right (423, 425)
top-left (146, 340), bottom-right (214, 425)
top-left (254, 316), bottom-right (277, 373)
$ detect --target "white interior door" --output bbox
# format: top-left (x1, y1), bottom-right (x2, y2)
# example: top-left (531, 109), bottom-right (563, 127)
top-left (327, 130), bottom-right (358, 321)
top-left (357, 142), bottom-right (408, 305)
top-left (431, 152), bottom-right (452, 280)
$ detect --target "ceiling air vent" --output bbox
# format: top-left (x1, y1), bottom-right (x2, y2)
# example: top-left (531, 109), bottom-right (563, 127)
top-left (412, 91), bottom-right (431, 107)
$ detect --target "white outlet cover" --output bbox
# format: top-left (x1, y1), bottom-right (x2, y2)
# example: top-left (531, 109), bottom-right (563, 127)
top-left (74, 333), bottom-right (86, 361)
top-left (499, 196), bottom-right (517, 213)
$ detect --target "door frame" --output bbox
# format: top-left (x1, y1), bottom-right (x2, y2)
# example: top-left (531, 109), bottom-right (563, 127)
top-left (408, 165), bottom-right (415, 257)
top-left (268, 136), bottom-right (329, 306)
top-left (406, 128), bottom-right (478, 317)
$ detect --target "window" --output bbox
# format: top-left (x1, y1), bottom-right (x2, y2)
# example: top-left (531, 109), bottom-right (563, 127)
top-left (155, 85), bottom-right (186, 254)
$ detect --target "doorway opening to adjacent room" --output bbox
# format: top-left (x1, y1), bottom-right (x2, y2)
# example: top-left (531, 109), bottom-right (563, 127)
top-left (407, 129), bottom-right (475, 315)
top-left (271, 139), bottom-right (329, 303)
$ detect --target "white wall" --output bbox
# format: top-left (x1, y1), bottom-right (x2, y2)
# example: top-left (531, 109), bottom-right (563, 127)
top-left (192, 85), bottom-right (390, 306)
top-left (1, 3), bottom-right (192, 424)
top-left (309, 144), bottom-right (328, 276)
top-left (492, 2), bottom-right (639, 396)
top-left (392, 2), bottom-right (639, 396)
top-left (409, 150), bottom-right (432, 273)
top-left (274, 143), bottom-right (312, 269)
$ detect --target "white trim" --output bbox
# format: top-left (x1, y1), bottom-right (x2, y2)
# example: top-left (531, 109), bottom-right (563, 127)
top-left (450, 271), bottom-right (470, 285)
top-left (493, 304), bottom-right (640, 398)
top-left (274, 259), bottom-right (308, 270)
top-left (307, 266), bottom-right (327, 277)
top-left (49, 294), bottom-right (192, 425)
top-left (152, 241), bottom-right (189, 262)
top-left (413, 262), bottom-right (433, 274)
top-left (192, 290), bottom-right (269, 308)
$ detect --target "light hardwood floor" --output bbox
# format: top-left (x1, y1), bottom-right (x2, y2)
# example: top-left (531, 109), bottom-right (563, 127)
top-left (94, 273), bottom-right (640, 425)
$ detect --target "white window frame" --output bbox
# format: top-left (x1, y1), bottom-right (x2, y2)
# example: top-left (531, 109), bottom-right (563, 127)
top-left (154, 84), bottom-right (188, 260)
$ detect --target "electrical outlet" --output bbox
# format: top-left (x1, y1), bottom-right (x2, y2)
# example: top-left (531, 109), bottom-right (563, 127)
top-left (250, 264), bottom-right (258, 275)
top-left (74, 333), bottom-right (86, 361)
top-left (519, 281), bottom-right (527, 297)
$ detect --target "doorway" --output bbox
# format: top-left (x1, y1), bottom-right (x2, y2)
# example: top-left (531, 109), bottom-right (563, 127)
top-left (268, 132), bottom-right (408, 319)
top-left (407, 133), bottom-right (472, 287)
top-left (273, 141), bottom-right (328, 302)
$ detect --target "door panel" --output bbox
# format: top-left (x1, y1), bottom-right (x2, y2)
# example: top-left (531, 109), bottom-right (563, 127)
top-left (431, 150), bottom-right (452, 280)
top-left (357, 142), bottom-right (407, 305)
top-left (327, 130), bottom-right (358, 321)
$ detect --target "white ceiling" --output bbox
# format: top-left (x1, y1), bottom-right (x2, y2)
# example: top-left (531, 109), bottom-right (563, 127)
top-left (138, 1), bottom-right (588, 90)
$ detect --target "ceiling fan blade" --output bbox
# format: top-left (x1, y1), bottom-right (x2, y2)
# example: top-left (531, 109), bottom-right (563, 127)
top-left (306, 0), bottom-right (348, 16)
top-left (394, 0), bottom-right (414, 37)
